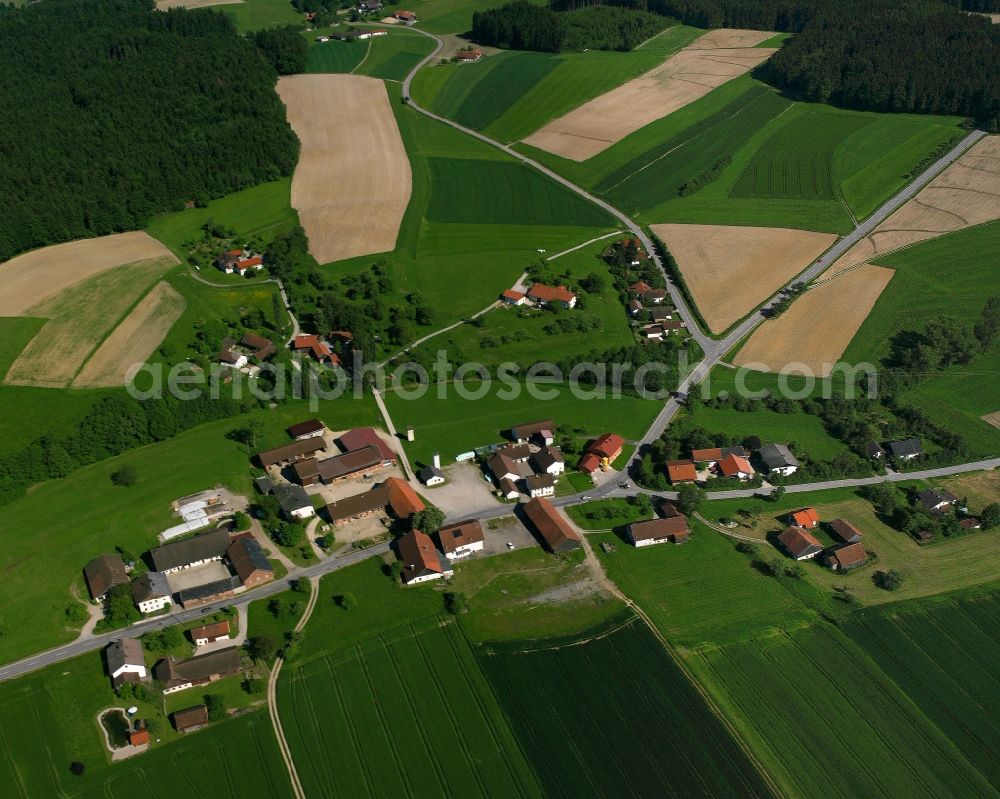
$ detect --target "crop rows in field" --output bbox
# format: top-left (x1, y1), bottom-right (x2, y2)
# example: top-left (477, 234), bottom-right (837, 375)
top-left (432, 52), bottom-right (560, 132)
top-left (354, 33), bottom-right (435, 82)
top-left (598, 86), bottom-right (789, 211)
top-left (845, 593), bottom-right (1000, 785)
top-left (306, 40), bottom-right (367, 74)
top-left (280, 619), bottom-right (541, 798)
top-left (426, 157), bottom-right (612, 227)
top-left (730, 111), bottom-right (871, 200)
top-left (477, 617), bottom-right (774, 798)
top-left (689, 624), bottom-right (994, 799)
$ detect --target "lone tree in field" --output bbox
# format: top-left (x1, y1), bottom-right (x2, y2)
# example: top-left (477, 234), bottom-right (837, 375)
top-left (874, 569), bottom-right (904, 591)
top-left (336, 593), bottom-right (358, 611)
top-left (110, 465), bottom-right (137, 487)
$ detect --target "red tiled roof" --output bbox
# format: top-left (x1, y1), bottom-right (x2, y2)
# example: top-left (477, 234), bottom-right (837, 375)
top-left (588, 433), bottom-right (624, 460)
top-left (385, 477), bottom-right (424, 518)
top-left (235, 255), bottom-right (263, 271)
top-left (129, 728), bottom-right (150, 746)
top-left (528, 283), bottom-right (576, 304)
top-left (190, 620), bottom-right (230, 641)
top-left (718, 453), bottom-right (753, 478)
top-left (790, 508), bottom-right (819, 528)
top-left (578, 452), bottom-right (601, 473)
top-left (397, 529), bottom-right (444, 581)
top-left (777, 526), bottom-right (822, 558)
top-left (456, 49), bottom-right (482, 59)
top-left (828, 542), bottom-right (867, 568)
top-left (691, 447), bottom-right (723, 462)
top-left (522, 498), bottom-right (582, 553)
top-left (438, 520), bottom-right (485, 554)
top-left (630, 516), bottom-right (689, 543)
top-left (502, 289), bottom-right (524, 301)
top-left (338, 427), bottom-right (396, 463)
top-left (666, 460), bottom-right (697, 483)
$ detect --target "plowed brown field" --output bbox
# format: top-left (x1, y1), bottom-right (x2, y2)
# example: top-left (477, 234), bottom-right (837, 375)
top-left (277, 74), bottom-right (412, 264)
top-left (651, 223), bottom-right (835, 333)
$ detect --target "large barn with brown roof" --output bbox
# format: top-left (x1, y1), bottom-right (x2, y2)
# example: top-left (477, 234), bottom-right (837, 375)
top-left (396, 530), bottom-right (453, 584)
top-left (627, 516), bottom-right (690, 547)
top-left (522, 498), bottom-right (582, 553)
top-left (84, 553), bottom-right (128, 601)
top-left (777, 526), bottom-right (823, 560)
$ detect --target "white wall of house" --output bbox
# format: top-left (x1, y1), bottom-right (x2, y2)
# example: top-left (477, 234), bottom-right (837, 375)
top-left (195, 633), bottom-right (230, 647)
top-left (770, 465), bottom-right (798, 476)
top-left (529, 485), bottom-right (555, 498)
top-left (163, 682), bottom-right (194, 695)
top-left (289, 505), bottom-right (316, 520)
top-left (405, 570), bottom-right (451, 585)
top-left (795, 550), bottom-right (820, 561)
top-left (138, 596), bottom-right (172, 614)
top-left (543, 462), bottom-right (565, 476)
top-left (446, 540), bottom-right (485, 560)
top-left (162, 555), bottom-right (223, 575)
top-left (424, 474), bottom-right (446, 487)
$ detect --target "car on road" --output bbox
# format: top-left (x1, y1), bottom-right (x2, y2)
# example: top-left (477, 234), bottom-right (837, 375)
top-left (618, 482), bottom-right (630, 489)
top-left (581, 495), bottom-right (592, 500)
top-left (506, 542), bottom-right (515, 551)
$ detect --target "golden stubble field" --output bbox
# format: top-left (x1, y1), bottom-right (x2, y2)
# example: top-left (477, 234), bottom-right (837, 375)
top-left (522, 28), bottom-right (777, 161)
top-left (277, 74), bottom-right (412, 265)
top-left (651, 223), bottom-right (835, 334)
top-left (0, 233), bottom-right (180, 388)
top-left (72, 281), bottom-right (186, 388)
top-left (733, 264), bottom-right (895, 377)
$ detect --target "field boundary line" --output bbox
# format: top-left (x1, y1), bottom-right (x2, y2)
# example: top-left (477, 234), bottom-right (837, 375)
top-left (351, 38), bottom-right (374, 74)
top-left (265, 577), bottom-right (318, 799)
top-left (545, 229), bottom-right (623, 260)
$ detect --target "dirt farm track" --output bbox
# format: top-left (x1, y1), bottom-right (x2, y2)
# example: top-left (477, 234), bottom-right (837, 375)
top-left (522, 29), bottom-right (777, 162)
top-left (277, 74), bottom-right (412, 265)
top-left (651, 223), bottom-right (836, 334)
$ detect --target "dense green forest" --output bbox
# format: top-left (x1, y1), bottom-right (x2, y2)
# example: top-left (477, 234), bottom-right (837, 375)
top-left (0, 0), bottom-right (298, 261)
top-left (764, 6), bottom-right (1000, 121)
top-left (472, 2), bottom-right (672, 52)
top-left (546, 0), bottom-right (999, 123)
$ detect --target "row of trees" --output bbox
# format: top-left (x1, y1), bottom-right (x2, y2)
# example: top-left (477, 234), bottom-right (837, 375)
top-left (472, 2), bottom-right (672, 52)
top-left (0, 393), bottom-right (255, 505)
top-left (0, 0), bottom-right (299, 260)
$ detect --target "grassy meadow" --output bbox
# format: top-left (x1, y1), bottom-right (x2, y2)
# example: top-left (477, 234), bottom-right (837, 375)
top-left (220, 0), bottom-right (301, 33)
top-left (305, 37), bottom-right (368, 73)
top-left (478, 616), bottom-right (776, 798)
top-left (0, 397), bottom-right (378, 666)
top-left (0, 650), bottom-right (290, 798)
top-left (353, 29), bottom-right (436, 82)
top-left (382, 381), bottom-right (659, 466)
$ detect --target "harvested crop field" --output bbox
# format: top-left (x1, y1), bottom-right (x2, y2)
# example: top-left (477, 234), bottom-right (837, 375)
top-left (522, 28), bottom-right (776, 161)
top-left (277, 74), bottom-right (411, 264)
top-left (73, 281), bottom-right (186, 388)
top-left (733, 264), bottom-right (894, 377)
top-left (830, 135), bottom-right (1000, 272)
top-left (0, 231), bottom-right (176, 316)
top-left (651, 223), bottom-right (835, 333)
top-left (4, 258), bottom-right (175, 388)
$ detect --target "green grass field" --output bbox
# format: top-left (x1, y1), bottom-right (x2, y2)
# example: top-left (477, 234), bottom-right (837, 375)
top-left (478, 616), bottom-right (776, 798)
top-left (305, 38), bottom-right (368, 73)
top-left (730, 108), bottom-right (871, 201)
top-left (221, 0), bottom-right (301, 33)
top-left (844, 221), bottom-right (1000, 364)
top-left (278, 559), bottom-right (543, 798)
top-left (145, 178), bottom-right (297, 258)
top-left (683, 403), bottom-right (848, 461)
top-left (686, 623), bottom-right (995, 799)
top-left (425, 157), bottom-right (612, 227)
top-left (0, 397), bottom-right (377, 666)
top-left (383, 381), bottom-right (660, 466)
top-left (353, 30), bottom-right (436, 82)
top-left (0, 650), bottom-right (291, 798)
top-left (415, 0), bottom-right (546, 34)
top-left (595, 528), bottom-right (816, 647)
top-left (845, 589), bottom-right (1000, 786)
top-left (839, 221), bottom-right (1000, 455)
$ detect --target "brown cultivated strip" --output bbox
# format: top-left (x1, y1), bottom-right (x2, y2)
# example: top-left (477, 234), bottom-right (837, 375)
top-left (155, 0), bottom-right (242, 8)
top-left (73, 282), bottom-right (186, 388)
top-left (0, 232), bottom-right (177, 316)
top-left (277, 74), bottom-right (412, 265)
top-left (651, 223), bottom-right (835, 334)
top-left (522, 29), bottom-right (777, 162)
top-left (733, 265), bottom-right (895, 378)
